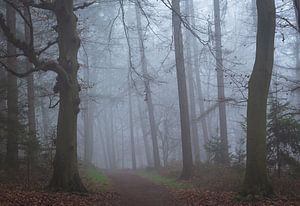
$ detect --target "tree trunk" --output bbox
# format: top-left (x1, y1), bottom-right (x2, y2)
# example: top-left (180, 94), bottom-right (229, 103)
top-left (5, 1), bottom-right (18, 170)
top-left (242, 0), bottom-right (275, 197)
top-left (83, 64), bottom-right (93, 165)
top-left (137, 97), bottom-right (152, 167)
top-left (189, 0), bottom-right (209, 157)
top-left (24, 9), bottom-right (36, 140)
top-left (213, 0), bottom-right (229, 164)
top-left (172, 0), bottom-right (193, 179)
top-left (184, 0), bottom-right (201, 164)
top-left (135, 4), bottom-right (161, 169)
top-left (128, 86), bottom-right (136, 169)
top-left (109, 105), bottom-right (116, 169)
top-left (48, 0), bottom-right (86, 192)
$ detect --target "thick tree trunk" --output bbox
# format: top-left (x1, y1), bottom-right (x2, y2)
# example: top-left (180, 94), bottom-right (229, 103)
top-left (135, 4), bottom-right (161, 169)
top-left (184, 0), bottom-right (201, 164)
top-left (5, 1), bottom-right (18, 170)
top-left (242, 0), bottom-right (275, 197)
top-left (172, 0), bottom-right (193, 179)
top-left (128, 86), bottom-right (136, 169)
top-left (48, 0), bottom-right (86, 192)
top-left (213, 0), bottom-right (229, 164)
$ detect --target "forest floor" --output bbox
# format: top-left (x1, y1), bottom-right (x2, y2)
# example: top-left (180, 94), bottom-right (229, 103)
top-left (0, 165), bottom-right (299, 205)
top-left (107, 169), bottom-right (300, 206)
top-left (108, 170), bottom-right (180, 206)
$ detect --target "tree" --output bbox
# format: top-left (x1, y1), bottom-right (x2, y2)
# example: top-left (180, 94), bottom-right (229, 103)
top-left (172, 0), bottom-right (193, 179)
top-left (5, 0), bottom-right (19, 170)
top-left (242, 0), bottom-right (276, 197)
top-left (0, 0), bottom-right (88, 191)
top-left (213, 0), bottom-right (229, 164)
top-left (128, 84), bottom-right (137, 170)
top-left (134, 2), bottom-right (161, 169)
top-left (267, 99), bottom-right (300, 178)
top-left (24, 6), bottom-right (37, 147)
top-left (184, 0), bottom-right (201, 164)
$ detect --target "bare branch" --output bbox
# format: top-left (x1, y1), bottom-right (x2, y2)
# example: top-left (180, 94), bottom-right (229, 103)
top-left (73, 1), bottom-right (96, 11)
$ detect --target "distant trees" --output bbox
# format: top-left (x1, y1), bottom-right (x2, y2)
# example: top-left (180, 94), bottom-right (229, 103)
top-left (242, 0), bottom-right (276, 196)
top-left (213, 0), bottom-right (229, 164)
top-left (134, 2), bottom-right (160, 169)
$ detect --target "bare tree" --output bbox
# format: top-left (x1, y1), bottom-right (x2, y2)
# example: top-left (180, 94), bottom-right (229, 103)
top-left (242, 0), bottom-right (276, 196)
top-left (213, 0), bottom-right (229, 163)
top-left (172, 0), bottom-right (193, 179)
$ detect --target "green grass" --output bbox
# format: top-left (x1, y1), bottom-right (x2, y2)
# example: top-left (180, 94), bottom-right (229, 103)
top-left (137, 170), bottom-right (193, 190)
top-left (83, 167), bottom-right (110, 192)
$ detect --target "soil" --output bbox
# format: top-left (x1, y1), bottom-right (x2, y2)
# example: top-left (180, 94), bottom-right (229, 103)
top-left (108, 170), bottom-right (179, 206)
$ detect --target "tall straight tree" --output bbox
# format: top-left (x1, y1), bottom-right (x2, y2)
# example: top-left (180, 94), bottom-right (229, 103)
top-left (128, 84), bottom-right (137, 169)
top-left (172, 0), bottom-right (193, 179)
top-left (137, 97), bottom-right (152, 167)
top-left (242, 0), bottom-right (275, 196)
top-left (24, 8), bottom-right (36, 140)
top-left (5, 0), bottom-right (18, 170)
top-left (83, 63), bottom-right (93, 165)
top-left (183, 0), bottom-right (201, 163)
top-left (213, 0), bottom-right (229, 163)
top-left (134, 3), bottom-right (160, 169)
top-left (189, 0), bottom-right (209, 154)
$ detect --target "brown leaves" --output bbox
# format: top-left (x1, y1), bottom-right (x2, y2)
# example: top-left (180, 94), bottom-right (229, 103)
top-left (173, 189), bottom-right (300, 206)
top-left (0, 184), bottom-right (120, 206)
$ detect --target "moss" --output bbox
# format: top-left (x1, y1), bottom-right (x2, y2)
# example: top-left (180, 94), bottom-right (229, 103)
top-left (137, 170), bottom-right (193, 190)
top-left (82, 167), bottom-right (110, 192)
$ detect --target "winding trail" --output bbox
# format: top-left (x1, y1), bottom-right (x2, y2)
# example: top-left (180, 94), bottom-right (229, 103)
top-left (108, 170), bottom-right (179, 206)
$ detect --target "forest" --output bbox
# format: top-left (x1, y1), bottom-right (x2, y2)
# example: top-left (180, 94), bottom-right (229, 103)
top-left (0, 0), bottom-right (299, 205)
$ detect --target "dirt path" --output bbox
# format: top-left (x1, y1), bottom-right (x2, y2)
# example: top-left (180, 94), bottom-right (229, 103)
top-left (108, 170), bottom-right (179, 206)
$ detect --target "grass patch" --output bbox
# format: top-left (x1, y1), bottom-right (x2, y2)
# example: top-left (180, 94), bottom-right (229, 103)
top-left (137, 170), bottom-right (193, 190)
top-left (81, 167), bottom-right (110, 192)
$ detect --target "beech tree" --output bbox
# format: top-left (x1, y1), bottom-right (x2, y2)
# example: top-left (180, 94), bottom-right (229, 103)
top-left (4, 0), bottom-right (19, 170)
top-left (242, 0), bottom-right (276, 196)
top-left (172, 0), bottom-right (193, 179)
top-left (213, 0), bottom-right (229, 164)
top-left (0, 0), bottom-right (91, 191)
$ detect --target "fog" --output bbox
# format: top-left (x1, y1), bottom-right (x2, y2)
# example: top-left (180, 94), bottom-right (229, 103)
top-left (0, 0), bottom-right (299, 204)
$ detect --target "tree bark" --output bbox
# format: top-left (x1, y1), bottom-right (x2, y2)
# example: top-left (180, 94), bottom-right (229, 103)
top-left (242, 0), bottom-right (275, 197)
top-left (83, 64), bottom-right (93, 165)
top-left (189, 0), bottom-right (209, 157)
top-left (135, 3), bottom-right (161, 169)
top-left (172, 0), bottom-right (193, 179)
top-left (213, 0), bottom-right (229, 164)
top-left (48, 0), bottom-right (86, 192)
top-left (24, 8), bottom-right (36, 140)
top-left (5, 0), bottom-right (18, 170)
top-left (184, 0), bottom-right (201, 164)
top-left (137, 97), bottom-right (152, 167)
top-left (128, 85), bottom-right (136, 169)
